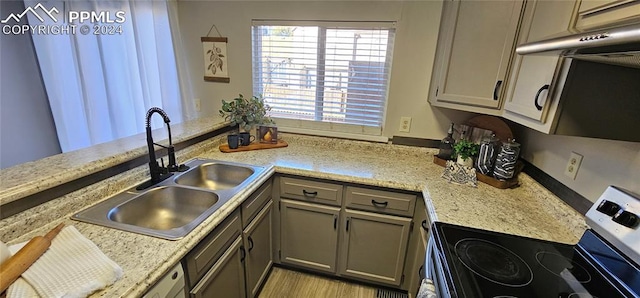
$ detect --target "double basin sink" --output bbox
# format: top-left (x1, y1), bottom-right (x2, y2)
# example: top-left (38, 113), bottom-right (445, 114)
top-left (72, 159), bottom-right (266, 240)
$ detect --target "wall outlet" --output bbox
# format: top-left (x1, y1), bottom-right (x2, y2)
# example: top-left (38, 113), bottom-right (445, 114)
top-left (399, 117), bottom-right (411, 133)
top-left (194, 98), bottom-right (201, 112)
top-left (564, 152), bottom-right (583, 180)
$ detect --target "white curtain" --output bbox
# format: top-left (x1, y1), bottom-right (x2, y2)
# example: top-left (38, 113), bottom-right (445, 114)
top-left (26, 0), bottom-right (190, 152)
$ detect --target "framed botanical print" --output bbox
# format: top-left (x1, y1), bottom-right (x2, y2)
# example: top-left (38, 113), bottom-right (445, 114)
top-left (201, 37), bottom-right (230, 83)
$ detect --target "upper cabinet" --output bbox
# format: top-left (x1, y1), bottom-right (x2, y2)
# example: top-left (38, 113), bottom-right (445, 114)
top-left (502, 0), bottom-right (577, 132)
top-left (573, 0), bottom-right (640, 30)
top-left (429, 0), bottom-right (524, 114)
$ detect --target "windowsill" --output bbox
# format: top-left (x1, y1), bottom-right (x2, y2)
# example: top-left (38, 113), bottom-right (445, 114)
top-left (278, 126), bottom-right (389, 143)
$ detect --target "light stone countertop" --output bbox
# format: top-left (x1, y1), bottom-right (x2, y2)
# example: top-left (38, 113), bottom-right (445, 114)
top-left (0, 132), bottom-right (588, 297)
top-left (0, 118), bottom-right (229, 206)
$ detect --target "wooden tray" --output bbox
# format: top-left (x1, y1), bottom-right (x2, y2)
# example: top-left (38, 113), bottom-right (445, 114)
top-left (433, 156), bottom-right (522, 189)
top-left (219, 140), bottom-right (288, 153)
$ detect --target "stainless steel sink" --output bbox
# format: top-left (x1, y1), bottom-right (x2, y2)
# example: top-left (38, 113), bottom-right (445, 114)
top-left (108, 186), bottom-right (219, 230)
top-left (72, 159), bottom-right (266, 240)
top-left (174, 162), bottom-right (255, 190)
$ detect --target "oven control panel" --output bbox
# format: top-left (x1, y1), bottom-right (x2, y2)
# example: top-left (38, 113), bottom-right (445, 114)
top-left (586, 186), bottom-right (640, 264)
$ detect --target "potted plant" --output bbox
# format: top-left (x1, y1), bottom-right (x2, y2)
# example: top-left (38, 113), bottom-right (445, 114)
top-left (453, 139), bottom-right (479, 167)
top-left (219, 94), bottom-right (274, 132)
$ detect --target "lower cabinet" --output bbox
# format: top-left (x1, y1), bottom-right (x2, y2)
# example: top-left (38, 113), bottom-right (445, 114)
top-left (183, 210), bottom-right (246, 298)
top-left (277, 177), bottom-right (419, 288)
top-left (280, 199), bottom-right (340, 274)
top-left (183, 180), bottom-right (274, 298)
top-left (243, 200), bottom-right (273, 297)
top-left (338, 209), bottom-right (412, 286)
top-left (190, 236), bottom-right (246, 298)
top-left (178, 176), bottom-right (422, 297)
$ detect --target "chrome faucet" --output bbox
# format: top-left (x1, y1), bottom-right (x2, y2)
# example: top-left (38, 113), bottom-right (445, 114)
top-left (137, 107), bottom-right (188, 190)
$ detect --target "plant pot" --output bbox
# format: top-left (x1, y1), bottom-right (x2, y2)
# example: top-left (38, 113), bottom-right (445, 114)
top-left (456, 156), bottom-right (473, 167)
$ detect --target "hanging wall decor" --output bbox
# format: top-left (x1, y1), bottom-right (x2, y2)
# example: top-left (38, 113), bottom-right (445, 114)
top-left (201, 36), bottom-right (229, 82)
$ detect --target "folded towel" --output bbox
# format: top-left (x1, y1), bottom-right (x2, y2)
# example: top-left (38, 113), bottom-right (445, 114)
top-left (6, 226), bottom-right (123, 298)
top-left (417, 278), bottom-right (438, 298)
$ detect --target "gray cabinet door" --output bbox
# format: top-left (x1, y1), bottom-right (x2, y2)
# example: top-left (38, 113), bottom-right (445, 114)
top-left (431, 0), bottom-right (523, 109)
top-left (244, 200), bottom-right (273, 298)
top-left (338, 209), bottom-right (412, 286)
top-left (280, 199), bottom-right (340, 274)
top-left (190, 236), bottom-right (246, 298)
top-left (503, 0), bottom-right (576, 128)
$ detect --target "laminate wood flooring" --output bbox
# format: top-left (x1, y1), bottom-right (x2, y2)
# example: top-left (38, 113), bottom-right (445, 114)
top-left (258, 267), bottom-right (378, 298)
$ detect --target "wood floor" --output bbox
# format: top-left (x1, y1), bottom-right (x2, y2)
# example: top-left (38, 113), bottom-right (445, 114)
top-left (258, 267), bottom-right (378, 298)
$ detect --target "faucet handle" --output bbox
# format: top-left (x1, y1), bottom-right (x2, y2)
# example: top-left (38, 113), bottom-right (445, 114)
top-left (167, 146), bottom-right (177, 168)
top-left (159, 158), bottom-right (169, 174)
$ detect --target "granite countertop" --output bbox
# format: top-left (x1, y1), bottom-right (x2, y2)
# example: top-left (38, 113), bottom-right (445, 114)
top-left (0, 132), bottom-right (588, 297)
top-left (0, 118), bottom-right (229, 206)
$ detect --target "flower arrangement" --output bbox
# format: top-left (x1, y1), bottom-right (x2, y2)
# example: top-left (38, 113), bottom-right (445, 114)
top-left (219, 94), bottom-right (274, 132)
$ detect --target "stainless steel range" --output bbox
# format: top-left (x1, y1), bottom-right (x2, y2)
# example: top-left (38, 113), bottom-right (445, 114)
top-left (426, 186), bottom-right (640, 297)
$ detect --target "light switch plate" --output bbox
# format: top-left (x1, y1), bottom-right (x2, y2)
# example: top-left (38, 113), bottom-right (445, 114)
top-left (194, 98), bottom-right (201, 112)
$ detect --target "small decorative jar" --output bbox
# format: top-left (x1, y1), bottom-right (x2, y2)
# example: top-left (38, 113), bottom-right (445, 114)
top-left (492, 139), bottom-right (521, 180)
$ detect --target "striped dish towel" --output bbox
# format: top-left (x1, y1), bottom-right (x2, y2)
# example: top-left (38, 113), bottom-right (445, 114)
top-left (7, 225), bottom-right (123, 298)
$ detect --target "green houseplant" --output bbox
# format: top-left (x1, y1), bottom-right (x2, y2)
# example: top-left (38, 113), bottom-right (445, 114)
top-left (453, 139), bottom-right (479, 166)
top-left (219, 94), bottom-right (274, 132)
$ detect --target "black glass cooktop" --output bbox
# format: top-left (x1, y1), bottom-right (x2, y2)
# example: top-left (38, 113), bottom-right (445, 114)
top-left (432, 222), bottom-right (635, 298)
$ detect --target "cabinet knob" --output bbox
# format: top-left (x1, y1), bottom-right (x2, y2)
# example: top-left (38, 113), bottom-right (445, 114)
top-left (596, 200), bottom-right (621, 216)
top-left (613, 210), bottom-right (639, 229)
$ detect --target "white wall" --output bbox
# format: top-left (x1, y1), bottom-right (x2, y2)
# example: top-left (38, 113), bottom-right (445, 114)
top-left (177, 0), bottom-right (464, 140)
top-left (0, 0), bottom-right (61, 169)
top-left (515, 126), bottom-right (640, 202)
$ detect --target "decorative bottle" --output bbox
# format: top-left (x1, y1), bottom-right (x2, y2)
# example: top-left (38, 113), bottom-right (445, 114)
top-left (437, 123), bottom-right (455, 160)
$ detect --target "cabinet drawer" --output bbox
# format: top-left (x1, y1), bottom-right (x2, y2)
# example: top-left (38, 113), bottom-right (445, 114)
top-left (184, 210), bottom-right (241, 288)
top-left (242, 179), bottom-right (272, 227)
top-left (280, 177), bottom-right (343, 206)
top-left (345, 187), bottom-right (416, 217)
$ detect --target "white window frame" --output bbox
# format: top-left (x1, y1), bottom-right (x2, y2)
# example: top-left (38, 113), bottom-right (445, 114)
top-left (252, 20), bottom-right (396, 142)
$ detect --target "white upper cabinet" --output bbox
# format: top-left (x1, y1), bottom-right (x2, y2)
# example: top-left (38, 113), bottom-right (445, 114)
top-left (574, 0), bottom-right (640, 30)
top-left (429, 0), bottom-right (524, 114)
top-left (502, 0), bottom-right (577, 132)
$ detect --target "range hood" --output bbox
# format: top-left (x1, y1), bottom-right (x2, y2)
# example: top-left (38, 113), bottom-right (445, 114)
top-left (516, 22), bottom-right (640, 68)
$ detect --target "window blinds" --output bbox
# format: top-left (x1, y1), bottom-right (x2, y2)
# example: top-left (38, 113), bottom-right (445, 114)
top-left (252, 21), bottom-right (395, 134)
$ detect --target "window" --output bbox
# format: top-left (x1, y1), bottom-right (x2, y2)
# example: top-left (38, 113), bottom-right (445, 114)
top-left (24, 0), bottom-right (186, 152)
top-left (252, 21), bottom-right (395, 136)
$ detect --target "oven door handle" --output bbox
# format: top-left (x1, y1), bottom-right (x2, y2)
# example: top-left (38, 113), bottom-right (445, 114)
top-left (425, 233), bottom-right (435, 280)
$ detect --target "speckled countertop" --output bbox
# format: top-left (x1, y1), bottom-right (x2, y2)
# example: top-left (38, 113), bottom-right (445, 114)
top-left (0, 118), bottom-right (229, 206)
top-left (0, 130), bottom-right (588, 297)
